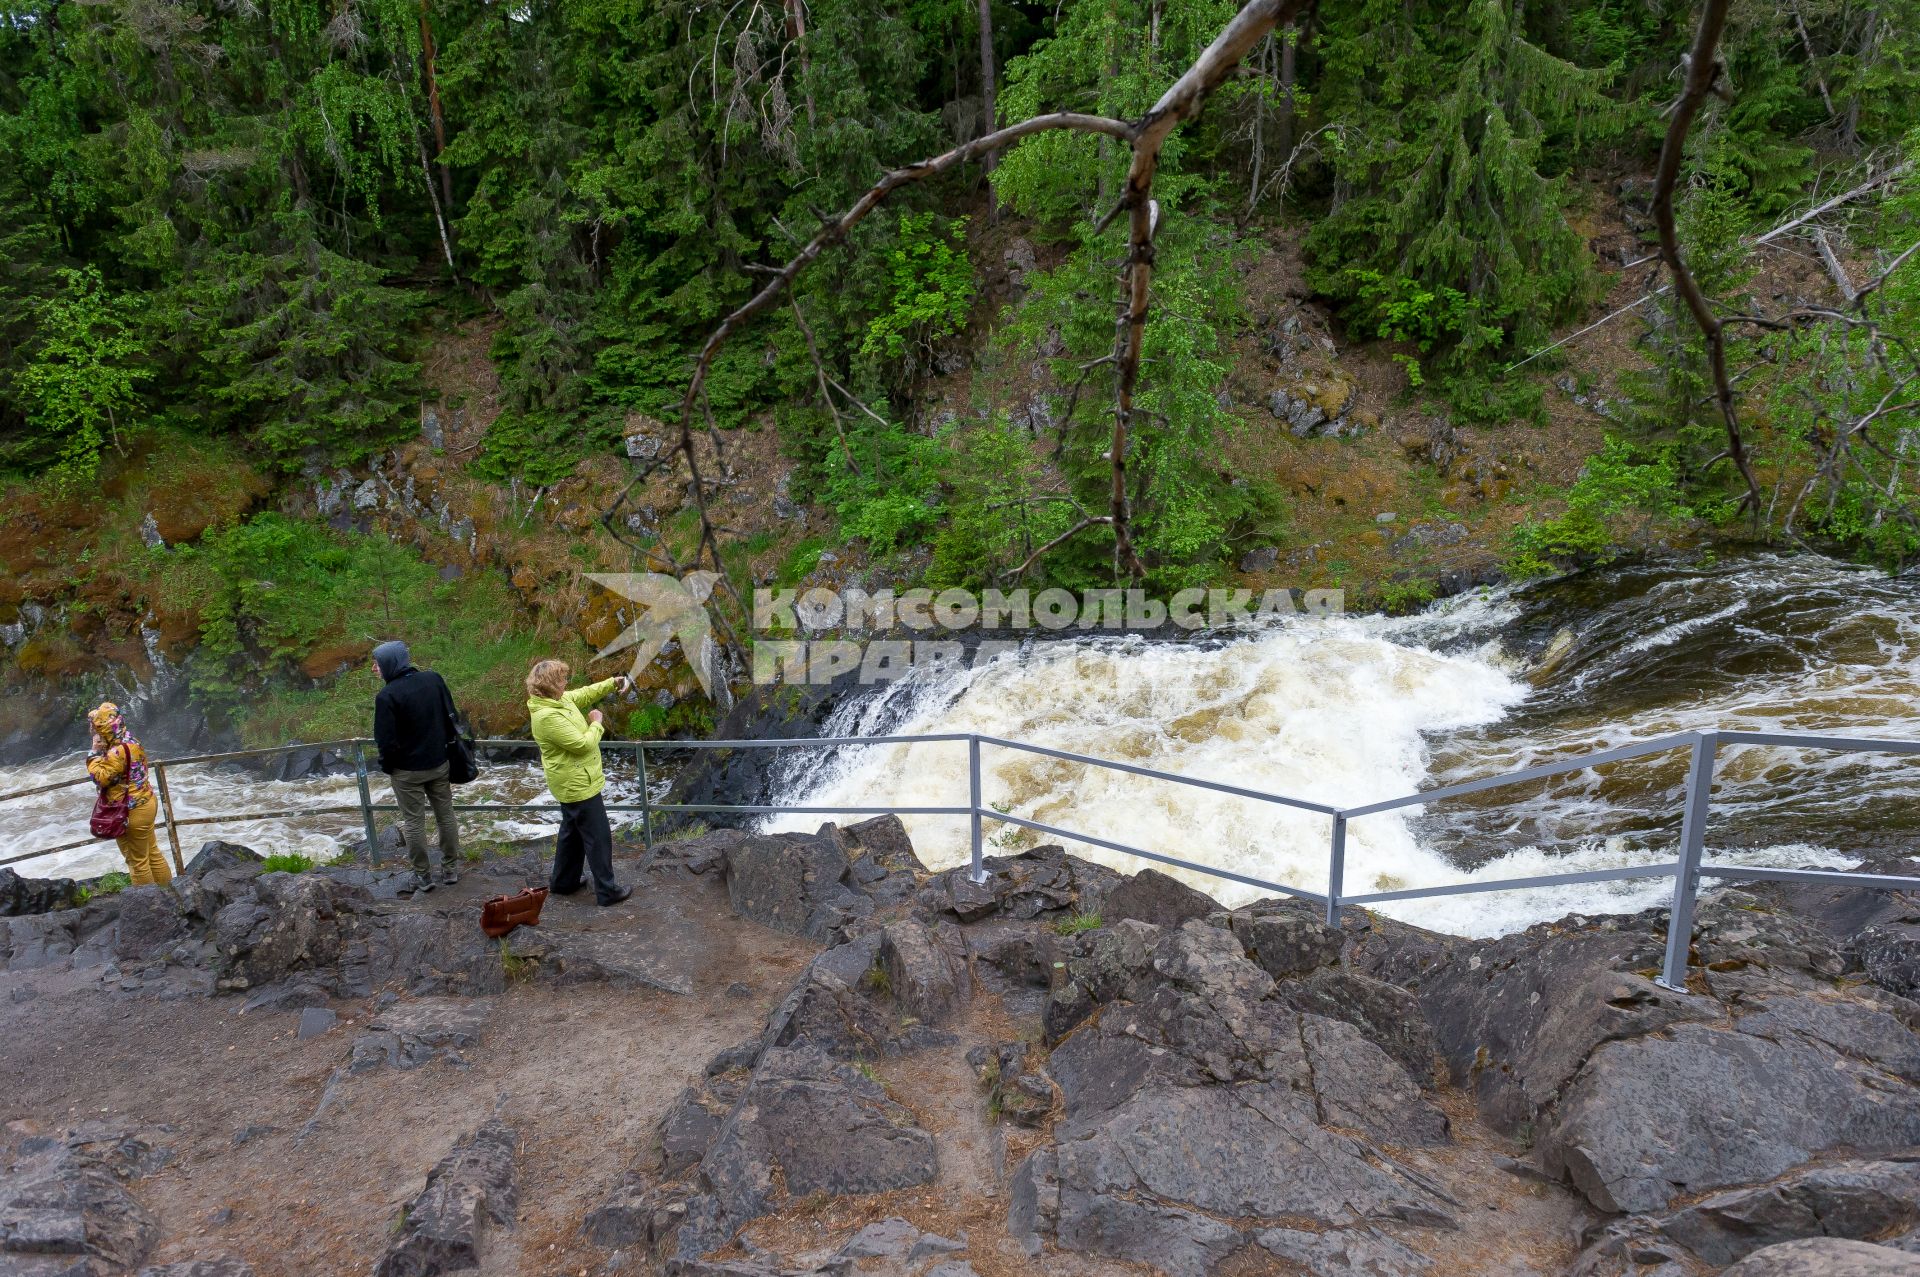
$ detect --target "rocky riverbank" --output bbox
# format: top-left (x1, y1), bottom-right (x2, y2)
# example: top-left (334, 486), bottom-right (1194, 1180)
top-left (6, 824), bottom-right (1920, 1275)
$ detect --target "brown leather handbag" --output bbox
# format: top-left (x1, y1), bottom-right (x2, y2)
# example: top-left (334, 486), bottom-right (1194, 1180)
top-left (479, 887), bottom-right (549, 938)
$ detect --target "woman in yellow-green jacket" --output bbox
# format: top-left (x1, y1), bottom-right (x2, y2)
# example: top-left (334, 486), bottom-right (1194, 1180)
top-left (527, 660), bottom-right (632, 906)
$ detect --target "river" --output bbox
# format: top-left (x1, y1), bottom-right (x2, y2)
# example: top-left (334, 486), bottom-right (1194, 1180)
top-left (759, 553), bottom-right (1920, 935)
top-left (5, 553), bottom-right (1915, 936)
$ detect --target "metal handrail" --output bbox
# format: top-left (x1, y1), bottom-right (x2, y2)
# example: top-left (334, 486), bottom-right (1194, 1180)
top-left (6, 726), bottom-right (1920, 994)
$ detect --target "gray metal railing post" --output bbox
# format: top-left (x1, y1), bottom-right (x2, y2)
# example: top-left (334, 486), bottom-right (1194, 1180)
top-left (1657, 731), bottom-right (1717, 992)
top-left (1326, 813), bottom-right (1348, 928)
top-left (353, 741), bottom-right (381, 866)
top-left (969, 735), bottom-right (987, 884)
top-left (636, 741), bottom-right (654, 846)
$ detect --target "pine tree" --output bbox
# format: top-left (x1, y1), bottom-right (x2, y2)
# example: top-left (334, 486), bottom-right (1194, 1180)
top-left (1307, 0), bottom-right (1615, 364)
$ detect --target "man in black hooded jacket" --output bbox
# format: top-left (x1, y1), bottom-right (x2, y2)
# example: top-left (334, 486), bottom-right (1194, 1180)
top-left (372, 639), bottom-right (462, 891)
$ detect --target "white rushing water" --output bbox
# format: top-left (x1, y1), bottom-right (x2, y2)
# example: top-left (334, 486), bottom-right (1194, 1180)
top-left (762, 564), bottom-right (1900, 936)
top-left (0, 750), bottom-right (656, 880)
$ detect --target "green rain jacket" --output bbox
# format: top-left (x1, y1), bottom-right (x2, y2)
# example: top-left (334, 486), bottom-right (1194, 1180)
top-left (528, 678), bottom-right (619, 803)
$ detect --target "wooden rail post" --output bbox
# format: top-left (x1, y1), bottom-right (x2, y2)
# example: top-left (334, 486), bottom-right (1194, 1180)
top-left (153, 762), bottom-right (186, 874)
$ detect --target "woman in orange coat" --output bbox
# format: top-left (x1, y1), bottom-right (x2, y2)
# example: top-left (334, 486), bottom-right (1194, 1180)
top-left (85, 702), bottom-right (172, 887)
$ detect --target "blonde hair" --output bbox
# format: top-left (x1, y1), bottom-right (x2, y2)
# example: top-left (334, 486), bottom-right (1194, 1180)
top-left (526, 659), bottom-right (571, 700)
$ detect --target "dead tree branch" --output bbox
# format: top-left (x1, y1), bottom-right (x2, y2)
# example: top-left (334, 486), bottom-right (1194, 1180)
top-left (618, 0), bottom-right (1317, 666)
top-left (1651, 0), bottom-right (1763, 520)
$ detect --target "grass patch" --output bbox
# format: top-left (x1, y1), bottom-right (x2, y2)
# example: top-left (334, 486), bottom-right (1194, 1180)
top-left (259, 852), bottom-right (316, 874)
top-left (861, 961), bottom-right (893, 996)
top-left (500, 945), bottom-right (534, 985)
top-left (1051, 911), bottom-right (1103, 936)
top-left (73, 870), bottom-right (133, 904)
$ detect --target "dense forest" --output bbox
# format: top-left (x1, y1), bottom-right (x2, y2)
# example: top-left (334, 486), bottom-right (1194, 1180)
top-left (3, 0), bottom-right (1919, 600)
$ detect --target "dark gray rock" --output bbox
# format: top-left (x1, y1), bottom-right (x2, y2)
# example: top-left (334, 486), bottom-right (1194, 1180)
top-left (349, 998), bottom-right (489, 1073)
top-left (212, 872), bottom-right (371, 991)
top-left (1228, 904), bottom-right (1344, 979)
top-left (634, 1043), bottom-right (938, 1262)
top-left (0, 1134), bottom-right (160, 1276)
top-left (1238, 545), bottom-right (1280, 573)
top-left (1015, 918), bottom-right (1453, 1274)
top-left (1273, 968), bottom-right (1443, 1087)
top-left (723, 828), bottom-right (870, 944)
top-left (878, 919), bottom-right (968, 1025)
top-left (920, 847), bottom-right (1119, 925)
top-left (1542, 1013), bottom-right (1920, 1213)
top-left (1254, 1226), bottom-right (1433, 1275)
top-left (704, 1044), bottom-right (936, 1219)
top-left (136, 1262), bottom-right (259, 1276)
top-left (1858, 922), bottom-right (1920, 1000)
top-left (1105, 869), bottom-right (1216, 929)
top-left (504, 927), bottom-right (692, 995)
top-left (373, 1120), bottom-right (518, 1277)
top-left (838, 1216), bottom-right (919, 1259)
top-left (758, 933), bottom-right (896, 1060)
top-left (1574, 1156), bottom-right (1920, 1274)
top-left (237, 980), bottom-right (332, 1015)
top-left (1722, 1238), bottom-right (1920, 1275)
top-left (296, 1006), bottom-right (337, 1039)
top-left (649, 830), bottom-right (751, 877)
top-left (0, 867), bottom-right (82, 918)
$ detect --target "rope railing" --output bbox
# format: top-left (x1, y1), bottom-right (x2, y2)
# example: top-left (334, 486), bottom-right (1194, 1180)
top-left (4, 726), bottom-right (1919, 993)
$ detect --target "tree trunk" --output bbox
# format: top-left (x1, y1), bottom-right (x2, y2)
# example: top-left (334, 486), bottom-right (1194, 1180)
top-left (418, 0), bottom-right (454, 214)
top-left (1277, 24), bottom-right (1297, 157)
top-left (978, 0), bottom-right (998, 180)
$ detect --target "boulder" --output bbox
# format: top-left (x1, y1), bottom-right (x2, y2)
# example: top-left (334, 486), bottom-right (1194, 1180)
top-left (920, 847), bottom-right (1119, 925)
top-left (1014, 919), bottom-right (1451, 1273)
top-left (1722, 1239), bottom-right (1920, 1275)
top-left (349, 998), bottom-right (489, 1073)
top-left (1541, 996), bottom-right (1920, 1213)
top-left (0, 867), bottom-right (81, 918)
top-left (1227, 904), bottom-right (1344, 979)
top-left (211, 872), bottom-right (371, 991)
top-left (373, 1120), bottom-right (518, 1277)
top-left (723, 828), bottom-right (871, 943)
top-left (1105, 869), bottom-right (1216, 929)
top-left (1857, 922), bottom-right (1920, 1000)
top-left (878, 920), bottom-right (969, 1025)
top-left (1574, 1156), bottom-right (1920, 1274)
top-left (0, 1132), bottom-right (160, 1276)
top-left (1272, 968), bottom-right (1443, 1087)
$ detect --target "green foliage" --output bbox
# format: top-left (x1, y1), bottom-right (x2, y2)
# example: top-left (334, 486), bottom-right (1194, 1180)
top-left (1507, 436), bottom-right (1692, 577)
top-left (15, 267), bottom-right (149, 486)
top-left (147, 511), bottom-right (582, 744)
top-left (818, 419), bottom-right (952, 557)
top-left (260, 852), bottom-right (317, 875)
top-left (75, 870), bottom-right (132, 903)
top-left (861, 213), bottom-right (975, 361)
top-left (1051, 911), bottom-right (1103, 936)
top-left (1308, 0), bottom-right (1615, 363)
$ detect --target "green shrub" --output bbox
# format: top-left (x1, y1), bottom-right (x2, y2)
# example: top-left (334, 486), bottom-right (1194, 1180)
top-left (260, 852), bottom-right (316, 874)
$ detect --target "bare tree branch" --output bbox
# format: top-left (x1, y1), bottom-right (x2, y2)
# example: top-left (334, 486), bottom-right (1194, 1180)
top-left (1651, 0), bottom-right (1763, 519)
top-left (617, 0), bottom-right (1318, 680)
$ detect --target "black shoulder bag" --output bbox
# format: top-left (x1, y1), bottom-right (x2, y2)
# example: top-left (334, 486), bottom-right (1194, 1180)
top-left (442, 680), bottom-right (479, 785)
